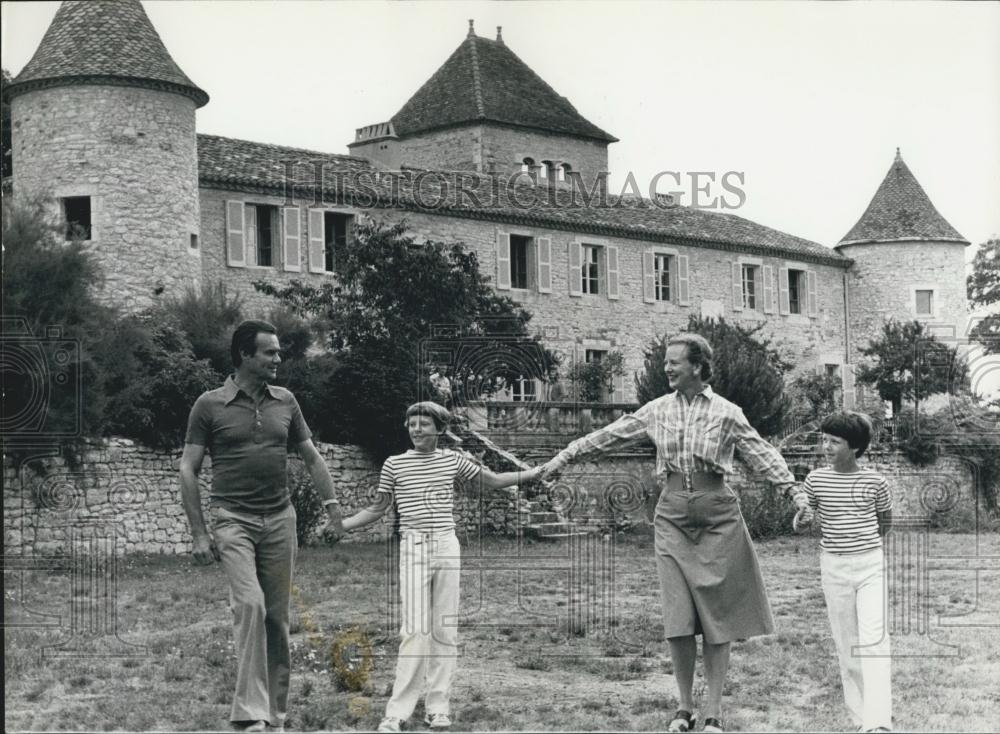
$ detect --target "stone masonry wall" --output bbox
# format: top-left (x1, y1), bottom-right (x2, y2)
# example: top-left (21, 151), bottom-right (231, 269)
top-left (479, 123), bottom-right (610, 186)
top-left (12, 85), bottom-right (202, 312)
top-left (839, 241), bottom-right (969, 363)
top-left (376, 209), bottom-right (850, 401)
top-left (3, 438), bottom-right (529, 557)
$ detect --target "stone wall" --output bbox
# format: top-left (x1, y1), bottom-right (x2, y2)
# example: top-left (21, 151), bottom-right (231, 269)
top-left (839, 240), bottom-right (969, 363)
top-left (377, 209), bottom-right (851, 401)
top-left (12, 85), bottom-right (202, 312)
top-left (526, 447), bottom-right (982, 532)
top-left (3, 438), bottom-right (530, 557)
top-left (478, 123), bottom-right (610, 185)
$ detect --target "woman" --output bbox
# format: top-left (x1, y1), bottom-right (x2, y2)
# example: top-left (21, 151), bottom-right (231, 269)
top-left (541, 333), bottom-right (807, 732)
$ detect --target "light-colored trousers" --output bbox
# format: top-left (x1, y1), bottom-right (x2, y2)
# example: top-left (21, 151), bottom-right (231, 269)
top-left (820, 548), bottom-right (892, 731)
top-left (385, 530), bottom-right (461, 721)
top-left (211, 504), bottom-right (297, 726)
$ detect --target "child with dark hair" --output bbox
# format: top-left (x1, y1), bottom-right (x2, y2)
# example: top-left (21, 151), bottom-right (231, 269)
top-left (341, 402), bottom-right (541, 732)
top-left (796, 411), bottom-right (893, 732)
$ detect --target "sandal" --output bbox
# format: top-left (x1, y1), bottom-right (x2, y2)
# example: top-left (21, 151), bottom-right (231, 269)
top-left (667, 710), bottom-right (696, 733)
top-left (703, 717), bottom-right (725, 732)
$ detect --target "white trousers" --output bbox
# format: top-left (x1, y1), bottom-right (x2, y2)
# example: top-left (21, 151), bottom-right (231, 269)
top-left (385, 530), bottom-right (461, 720)
top-left (820, 548), bottom-right (892, 731)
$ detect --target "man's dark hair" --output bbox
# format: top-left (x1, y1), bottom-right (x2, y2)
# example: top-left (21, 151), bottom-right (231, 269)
top-left (231, 320), bottom-right (278, 368)
top-left (404, 401), bottom-right (451, 432)
top-left (820, 411), bottom-right (873, 458)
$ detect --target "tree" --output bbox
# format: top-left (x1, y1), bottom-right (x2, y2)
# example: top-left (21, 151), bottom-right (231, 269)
top-left (968, 237), bottom-right (1000, 354)
top-left (254, 218), bottom-right (559, 457)
top-left (2, 68), bottom-right (12, 179)
top-left (567, 351), bottom-right (625, 402)
top-left (789, 371), bottom-right (840, 422)
top-left (634, 315), bottom-right (791, 437)
top-left (3, 196), bottom-right (114, 446)
top-left (856, 319), bottom-right (969, 414)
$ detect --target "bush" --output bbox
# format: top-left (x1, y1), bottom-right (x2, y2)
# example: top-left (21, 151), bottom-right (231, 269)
top-left (100, 316), bottom-right (221, 449)
top-left (741, 483), bottom-right (797, 540)
top-left (163, 281), bottom-right (245, 375)
top-left (288, 463), bottom-right (325, 546)
top-left (567, 351), bottom-right (625, 402)
top-left (2, 195), bottom-right (114, 453)
top-left (634, 315), bottom-right (791, 437)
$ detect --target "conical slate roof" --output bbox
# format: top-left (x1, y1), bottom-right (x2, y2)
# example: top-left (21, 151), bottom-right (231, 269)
top-left (838, 150), bottom-right (966, 246)
top-left (390, 23), bottom-right (616, 143)
top-left (8, 0), bottom-right (208, 107)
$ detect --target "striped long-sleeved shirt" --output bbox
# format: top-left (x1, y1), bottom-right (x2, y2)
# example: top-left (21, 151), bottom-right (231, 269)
top-left (803, 467), bottom-right (892, 554)
top-left (377, 449), bottom-right (481, 533)
top-left (551, 386), bottom-right (795, 485)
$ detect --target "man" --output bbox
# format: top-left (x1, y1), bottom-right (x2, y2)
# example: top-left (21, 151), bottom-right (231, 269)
top-left (540, 333), bottom-right (808, 733)
top-left (180, 320), bottom-right (345, 733)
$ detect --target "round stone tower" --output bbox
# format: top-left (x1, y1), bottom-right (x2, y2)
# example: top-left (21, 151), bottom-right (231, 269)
top-left (8, 0), bottom-right (209, 312)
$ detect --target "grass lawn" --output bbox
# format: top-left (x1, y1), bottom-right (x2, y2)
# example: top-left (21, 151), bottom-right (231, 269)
top-left (5, 530), bottom-right (999, 732)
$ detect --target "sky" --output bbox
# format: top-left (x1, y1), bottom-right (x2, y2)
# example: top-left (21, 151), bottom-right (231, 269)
top-left (3, 0), bottom-right (999, 400)
top-left (3, 0), bottom-right (998, 255)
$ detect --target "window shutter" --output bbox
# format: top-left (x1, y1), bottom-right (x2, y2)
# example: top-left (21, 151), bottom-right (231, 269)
top-left (225, 201), bottom-right (246, 267)
top-left (677, 255), bottom-right (690, 306)
top-left (731, 262), bottom-right (743, 311)
top-left (536, 237), bottom-right (552, 293)
top-left (642, 249), bottom-right (655, 303)
top-left (612, 374), bottom-right (626, 402)
top-left (568, 241), bottom-right (583, 297)
top-left (807, 269), bottom-right (818, 316)
top-left (496, 233), bottom-right (511, 290)
top-left (606, 245), bottom-right (620, 300)
top-left (778, 267), bottom-right (790, 314)
top-left (244, 205), bottom-right (257, 267)
top-left (308, 209), bottom-right (325, 273)
top-left (842, 363), bottom-right (856, 409)
top-left (762, 265), bottom-right (775, 313)
top-left (282, 207), bottom-right (301, 272)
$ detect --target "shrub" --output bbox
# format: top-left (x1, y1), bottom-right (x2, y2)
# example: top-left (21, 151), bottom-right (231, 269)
top-left (567, 351), bottom-right (625, 402)
top-left (287, 463), bottom-right (326, 546)
top-left (163, 281), bottom-right (244, 375)
top-left (101, 316), bottom-right (220, 449)
top-left (740, 483), bottom-right (797, 540)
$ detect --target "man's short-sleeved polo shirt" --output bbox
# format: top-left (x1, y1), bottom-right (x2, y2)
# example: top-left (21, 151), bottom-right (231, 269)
top-left (185, 376), bottom-right (312, 514)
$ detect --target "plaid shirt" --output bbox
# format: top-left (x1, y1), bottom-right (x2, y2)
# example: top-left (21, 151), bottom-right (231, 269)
top-left (551, 386), bottom-right (795, 485)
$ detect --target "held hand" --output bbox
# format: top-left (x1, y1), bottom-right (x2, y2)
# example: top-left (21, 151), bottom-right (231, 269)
top-left (792, 506), bottom-right (814, 533)
top-left (192, 534), bottom-right (220, 565)
top-left (321, 517), bottom-right (345, 544)
top-left (539, 459), bottom-right (564, 481)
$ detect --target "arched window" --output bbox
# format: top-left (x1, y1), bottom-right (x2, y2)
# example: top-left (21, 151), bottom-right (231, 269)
top-left (558, 162), bottom-right (572, 182)
top-left (540, 159), bottom-right (552, 179)
top-left (520, 157), bottom-right (535, 173)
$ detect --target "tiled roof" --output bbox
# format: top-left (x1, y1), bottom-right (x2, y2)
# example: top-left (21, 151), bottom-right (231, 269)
top-left (8, 0), bottom-right (208, 107)
top-left (197, 133), bottom-right (848, 266)
top-left (838, 151), bottom-right (967, 246)
top-left (390, 28), bottom-right (617, 143)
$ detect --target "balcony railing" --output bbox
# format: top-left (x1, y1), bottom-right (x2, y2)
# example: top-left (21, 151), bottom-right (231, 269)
top-left (458, 401), bottom-right (639, 440)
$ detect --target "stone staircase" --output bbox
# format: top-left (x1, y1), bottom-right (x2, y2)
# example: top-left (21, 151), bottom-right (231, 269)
top-left (447, 425), bottom-right (599, 541)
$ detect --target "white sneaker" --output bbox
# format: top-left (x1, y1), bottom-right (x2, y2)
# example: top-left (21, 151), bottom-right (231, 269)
top-left (377, 717), bottom-right (402, 733)
top-left (425, 713), bottom-right (452, 729)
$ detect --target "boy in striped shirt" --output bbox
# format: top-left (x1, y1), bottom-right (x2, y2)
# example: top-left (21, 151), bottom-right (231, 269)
top-left (341, 402), bottom-right (542, 733)
top-left (796, 411), bottom-right (893, 732)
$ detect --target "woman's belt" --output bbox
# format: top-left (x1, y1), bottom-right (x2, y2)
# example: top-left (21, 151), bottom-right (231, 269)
top-left (663, 471), bottom-right (725, 492)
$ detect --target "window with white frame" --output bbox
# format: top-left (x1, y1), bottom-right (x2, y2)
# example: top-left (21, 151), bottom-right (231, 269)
top-left (511, 375), bottom-right (537, 402)
top-left (742, 263), bottom-right (761, 311)
top-left (324, 212), bottom-right (353, 273)
top-left (582, 244), bottom-right (602, 295)
top-left (510, 235), bottom-right (533, 289)
top-left (787, 268), bottom-right (806, 314)
top-left (655, 253), bottom-right (673, 302)
top-left (246, 204), bottom-right (278, 267)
